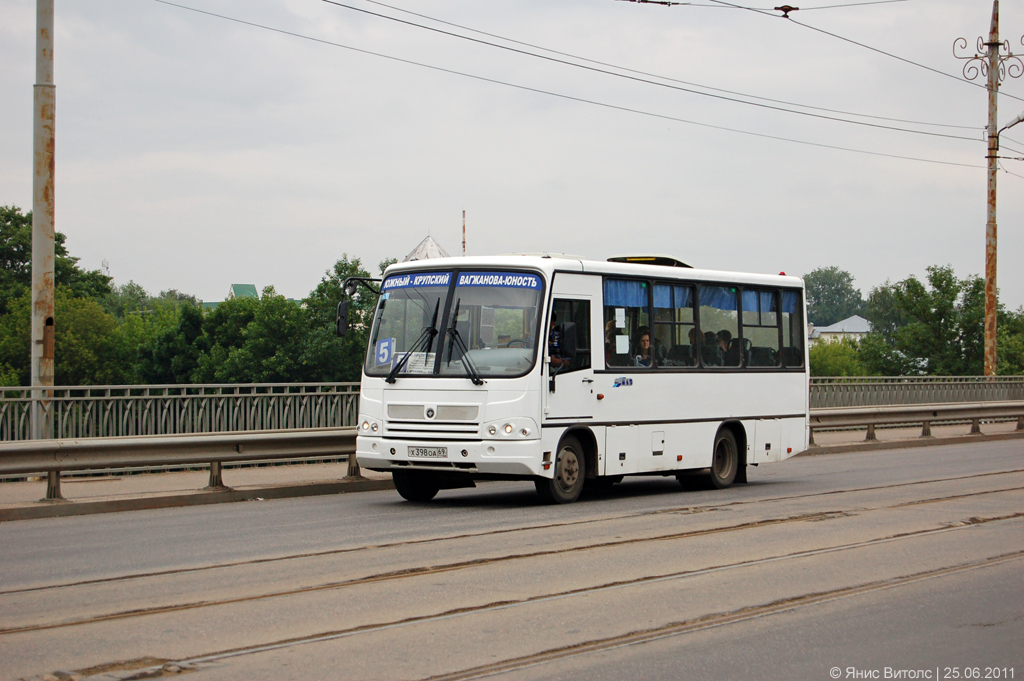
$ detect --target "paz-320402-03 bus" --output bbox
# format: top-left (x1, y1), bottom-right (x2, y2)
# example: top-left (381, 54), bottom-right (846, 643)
top-left (340, 254), bottom-right (809, 504)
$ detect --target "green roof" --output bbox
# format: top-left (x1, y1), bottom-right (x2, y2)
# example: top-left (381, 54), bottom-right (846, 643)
top-left (228, 284), bottom-right (259, 299)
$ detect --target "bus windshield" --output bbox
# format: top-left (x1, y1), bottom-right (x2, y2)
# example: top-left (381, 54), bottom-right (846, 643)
top-left (364, 270), bottom-right (545, 379)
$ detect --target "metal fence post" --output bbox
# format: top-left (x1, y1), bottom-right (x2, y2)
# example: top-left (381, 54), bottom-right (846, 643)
top-left (206, 461), bottom-right (226, 490)
top-left (44, 470), bottom-right (62, 501)
top-left (346, 453), bottom-right (362, 478)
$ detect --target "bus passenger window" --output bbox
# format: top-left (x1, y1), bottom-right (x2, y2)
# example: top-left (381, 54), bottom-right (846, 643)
top-left (698, 285), bottom-right (740, 367)
top-left (781, 290), bottom-right (805, 368)
top-left (742, 289), bottom-right (781, 367)
top-left (550, 299), bottom-right (591, 373)
top-left (603, 279), bottom-right (650, 368)
top-left (654, 283), bottom-right (696, 367)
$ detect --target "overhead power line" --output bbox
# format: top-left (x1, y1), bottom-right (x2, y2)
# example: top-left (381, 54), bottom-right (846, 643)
top-left (322, 0), bottom-right (977, 141)
top-left (362, 0), bottom-right (977, 132)
top-left (149, 0), bottom-right (984, 169)
top-left (703, 0), bottom-right (1024, 105)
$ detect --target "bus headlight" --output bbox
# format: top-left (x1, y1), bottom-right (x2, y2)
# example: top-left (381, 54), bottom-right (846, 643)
top-left (358, 415), bottom-right (382, 435)
top-left (483, 418), bottom-right (539, 440)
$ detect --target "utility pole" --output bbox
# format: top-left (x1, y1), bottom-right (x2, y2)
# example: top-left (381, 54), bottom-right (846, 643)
top-left (462, 210), bottom-right (466, 256)
top-left (32, 0), bottom-right (56, 451)
top-left (954, 0), bottom-right (1022, 376)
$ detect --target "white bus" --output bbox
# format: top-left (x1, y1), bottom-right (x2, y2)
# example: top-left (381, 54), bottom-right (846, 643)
top-left (344, 254), bottom-right (809, 504)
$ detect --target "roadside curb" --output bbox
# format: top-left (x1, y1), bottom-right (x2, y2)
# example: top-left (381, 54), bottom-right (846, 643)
top-left (801, 429), bottom-right (1024, 456)
top-left (0, 477), bottom-right (395, 522)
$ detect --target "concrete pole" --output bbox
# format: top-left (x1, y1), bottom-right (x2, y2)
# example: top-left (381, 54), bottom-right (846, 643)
top-left (32, 0), bottom-right (56, 441)
top-left (983, 0), bottom-right (999, 376)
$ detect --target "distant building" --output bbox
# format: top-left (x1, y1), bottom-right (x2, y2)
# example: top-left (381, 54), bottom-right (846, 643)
top-left (808, 315), bottom-right (872, 345)
top-left (403, 235), bottom-right (451, 262)
top-left (227, 284), bottom-right (259, 300)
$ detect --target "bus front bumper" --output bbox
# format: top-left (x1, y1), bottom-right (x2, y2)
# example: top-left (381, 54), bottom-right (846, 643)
top-left (356, 436), bottom-right (544, 477)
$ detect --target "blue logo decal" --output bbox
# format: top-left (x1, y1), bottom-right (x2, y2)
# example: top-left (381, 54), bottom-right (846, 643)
top-left (381, 272), bottom-right (452, 291)
top-left (456, 272), bottom-right (541, 289)
top-left (612, 377), bottom-right (633, 388)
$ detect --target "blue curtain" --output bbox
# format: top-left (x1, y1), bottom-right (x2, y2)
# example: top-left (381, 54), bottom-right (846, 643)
top-left (782, 290), bottom-right (800, 314)
top-left (742, 290), bottom-right (776, 316)
top-left (605, 279), bottom-right (648, 307)
top-left (700, 285), bottom-right (738, 311)
top-left (654, 284), bottom-right (692, 310)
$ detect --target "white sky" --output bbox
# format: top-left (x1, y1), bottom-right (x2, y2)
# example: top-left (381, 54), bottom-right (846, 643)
top-left (1, 0), bottom-right (1023, 308)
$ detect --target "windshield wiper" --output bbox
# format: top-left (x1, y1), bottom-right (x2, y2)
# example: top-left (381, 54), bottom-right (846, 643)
top-left (445, 298), bottom-right (484, 385)
top-left (386, 299), bottom-right (439, 384)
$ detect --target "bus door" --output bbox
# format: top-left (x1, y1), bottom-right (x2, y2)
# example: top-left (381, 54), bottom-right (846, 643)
top-left (544, 274), bottom-right (597, 452)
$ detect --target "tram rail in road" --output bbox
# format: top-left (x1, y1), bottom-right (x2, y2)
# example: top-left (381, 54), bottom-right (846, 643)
top-left (0, 438), bottom-right (1020, 681)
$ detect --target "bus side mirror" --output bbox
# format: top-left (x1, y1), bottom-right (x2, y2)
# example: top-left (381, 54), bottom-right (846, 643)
top-left (336, 300), bottom-right (350, 337)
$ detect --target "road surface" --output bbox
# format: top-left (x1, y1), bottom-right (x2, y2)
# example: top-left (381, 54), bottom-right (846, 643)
top-left (1, 439), bottom-right (1021, 681)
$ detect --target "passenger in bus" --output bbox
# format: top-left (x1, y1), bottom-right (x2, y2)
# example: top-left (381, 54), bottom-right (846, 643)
top-left (717, 329), bottom-right (741, 366)
top-left (549, 314), bottom-right (567, 369)
top-left (606, 320), bottom-right (630, 367)
top-left (686, 327), bottom-right (699, 365)
top-left (634, 327), bottom-right (653, 367)
top-left (702, 331), bottom-right (719, 365)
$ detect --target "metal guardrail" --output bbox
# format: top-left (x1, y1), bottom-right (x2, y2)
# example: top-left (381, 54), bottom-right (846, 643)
top-left (2, 402), bottom-right (1022, 502)
top-left (809, 401), bottom-right (1024, 444)
top-left (809, 376), bottom-right (1024, 409)
top-left (0, 427), bottom-right (357, 500)
top-left (0, 383), bottom-right (360, 442)
top-left (2, 378), bottom-right (1022, 442)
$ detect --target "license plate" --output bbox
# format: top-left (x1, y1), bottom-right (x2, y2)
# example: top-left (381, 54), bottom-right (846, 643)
top-left (408, 446), bottom-right (448, 459)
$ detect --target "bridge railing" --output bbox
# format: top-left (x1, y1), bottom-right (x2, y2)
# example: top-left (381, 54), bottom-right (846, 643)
top-left (0, 383), bottom-right (360, 442)
top-left (809, 376), bottom-right (1024, 409)
top-left (3, 378), bottom-right (1024, 442)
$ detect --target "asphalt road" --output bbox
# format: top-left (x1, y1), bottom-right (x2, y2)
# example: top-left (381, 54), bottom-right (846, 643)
top-left (1, 440), bottom-right (1021, 681)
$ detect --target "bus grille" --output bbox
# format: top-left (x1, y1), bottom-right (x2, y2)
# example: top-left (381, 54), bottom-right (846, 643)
top-left (387, 404), bottom-right (480, 421)
top-left (384, 421), bottom-right (480, 439)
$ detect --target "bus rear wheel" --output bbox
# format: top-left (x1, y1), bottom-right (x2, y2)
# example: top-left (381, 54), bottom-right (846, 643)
top-left (706, 429), bottom-right (739, 489)
top-left (536, 436), bottom-right (585, 504)
top-left (392, 470), bottom-right (440, 502)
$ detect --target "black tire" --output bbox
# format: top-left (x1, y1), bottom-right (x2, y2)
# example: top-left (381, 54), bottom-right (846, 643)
top-left (535, 436), bottom-right (585, 504)
top-left (392, 470), bottom-right (440, 502)
top-left (706, 428), bottom-right (739, 489)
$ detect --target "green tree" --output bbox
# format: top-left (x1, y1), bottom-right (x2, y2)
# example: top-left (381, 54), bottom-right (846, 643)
top-left (53, 288), bottom-right (129, 385)
top-left (210, 287), bottom-right (311, 383)
top-left (302, 254), bottom-right (378, 382)
top-left (0, 289), bottom-right (30, 384)
top-left (809, 337), bottom-right (867, 377)
top-left (102, 280), bottom-right (151, 318)
top-left (137, 303), bottom-right (203, 384)
top-left (996, 307), bottom-right (1024, 375)
top-left (803, 266), bottom-right (865, 327)
top-left (0, 205), bottom-right (112, 315)
top-left (861, 265), bottom-right (984, 376)
top-left (191, 296), bottom-right (260, 382)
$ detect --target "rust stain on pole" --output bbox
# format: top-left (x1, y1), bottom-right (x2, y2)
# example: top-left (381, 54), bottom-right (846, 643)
top-left (983, 0), bottom-right (999, 376)
top-left (32, 0), bottom-right (56, 441)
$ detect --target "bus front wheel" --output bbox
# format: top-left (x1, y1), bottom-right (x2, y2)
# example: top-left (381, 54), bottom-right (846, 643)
top-left (706, 429), bottom-right (739, 489)
top-left (536, 436), bottom-right (585, 504)
top-left (393, 470), bottom-right (440, 502)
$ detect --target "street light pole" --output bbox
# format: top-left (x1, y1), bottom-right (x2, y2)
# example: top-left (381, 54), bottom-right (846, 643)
top-left (31, 0), bottom-right (56, 447)
top-left (983, 1), bottom-right (999, 377)
top-left (955, 0), bottom-right (1022, 376)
